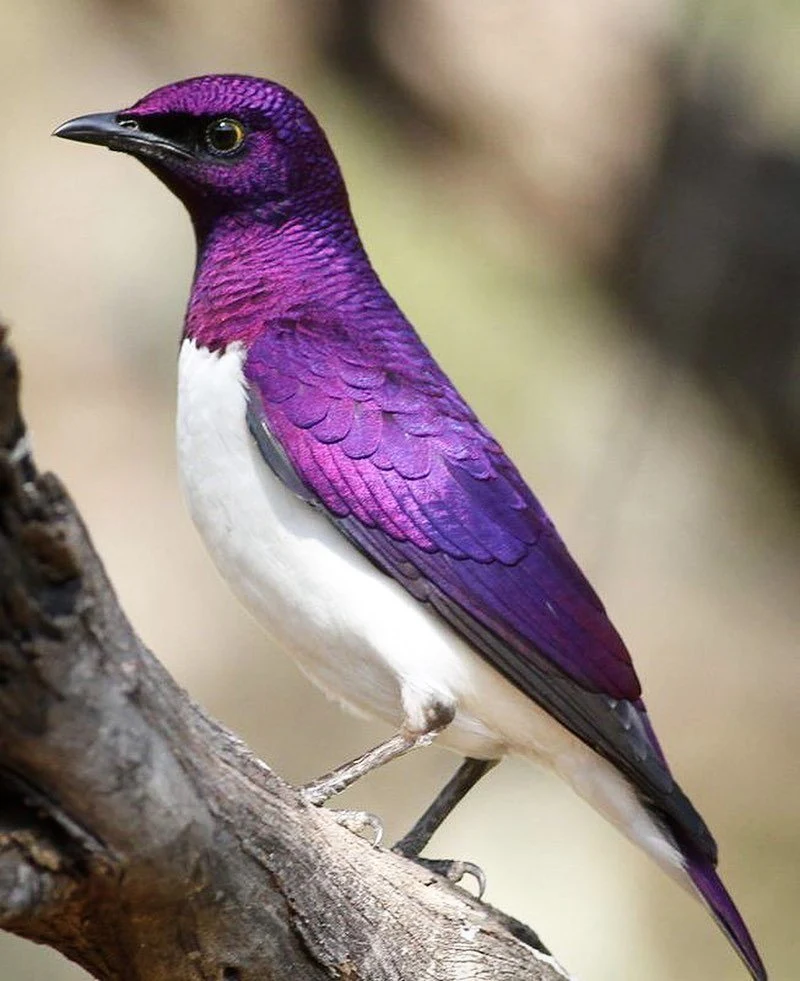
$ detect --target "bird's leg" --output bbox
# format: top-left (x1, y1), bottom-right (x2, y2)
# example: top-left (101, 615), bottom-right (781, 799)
top-left (302, 731), bottom-right (422, 805)
top-left (394, 757), bottom-right (498, 857)
top-left (393, 756), bottom-right (499, 897)
top-left (301, 702), bottom-right (455, 806)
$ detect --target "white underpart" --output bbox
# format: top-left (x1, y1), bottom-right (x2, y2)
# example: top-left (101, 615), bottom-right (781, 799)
top-left (177, 339), bottom-right (689, 886)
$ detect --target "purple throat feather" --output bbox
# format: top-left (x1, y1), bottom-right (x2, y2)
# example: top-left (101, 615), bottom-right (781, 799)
top-left (54, 74), bottom-right (767, 980)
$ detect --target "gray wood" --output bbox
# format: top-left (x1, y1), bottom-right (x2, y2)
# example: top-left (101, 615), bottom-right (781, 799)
top-left (0, 327), bottom-right (569, 981)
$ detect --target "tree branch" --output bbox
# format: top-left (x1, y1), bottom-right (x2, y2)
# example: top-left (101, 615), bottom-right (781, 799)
top-left (0, 326), bottom-right (570, 981)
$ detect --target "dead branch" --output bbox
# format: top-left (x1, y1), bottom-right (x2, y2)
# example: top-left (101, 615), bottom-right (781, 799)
top-left (0, 326), bottom-right (569, 981)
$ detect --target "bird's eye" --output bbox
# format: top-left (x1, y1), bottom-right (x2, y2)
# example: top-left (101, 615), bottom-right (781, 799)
top-left (204, 117), bottom-right (247, 156)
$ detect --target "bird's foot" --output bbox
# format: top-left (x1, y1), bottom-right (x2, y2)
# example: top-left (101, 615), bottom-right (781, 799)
top-left (301, 779), bottom-right (337, 806)
top-left (397, 854), bottom-right (487, 898)
top-left (309, 803), bottom-right (384, 847)
top-left (332, 808), bottom-right (384, 846)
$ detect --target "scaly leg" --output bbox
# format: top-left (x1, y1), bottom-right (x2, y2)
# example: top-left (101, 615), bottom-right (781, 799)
top-left (393, 757), bottom-right (498, 857)
top-left (302, 702), bottom-right (455, 806)
top-left (393, 756), bottom-right (499, 897)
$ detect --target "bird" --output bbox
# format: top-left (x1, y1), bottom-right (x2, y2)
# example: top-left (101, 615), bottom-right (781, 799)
top-left (54, 74), bottom-right (766, 980)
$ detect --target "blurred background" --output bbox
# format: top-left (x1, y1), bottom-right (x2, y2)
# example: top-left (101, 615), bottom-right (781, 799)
top-left (0, 1), bottom-right (797, 978)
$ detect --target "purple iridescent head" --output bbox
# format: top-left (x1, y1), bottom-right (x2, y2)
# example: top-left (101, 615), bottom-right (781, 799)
top-left (54, 75), bottom-right (349, 234)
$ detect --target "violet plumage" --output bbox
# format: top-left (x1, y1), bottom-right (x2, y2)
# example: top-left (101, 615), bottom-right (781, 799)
top-left (55, 75), bottom-right (767, 980)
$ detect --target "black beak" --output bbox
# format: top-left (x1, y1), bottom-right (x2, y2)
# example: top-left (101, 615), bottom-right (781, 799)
top-left (53, 112), bottom-right (191, 160)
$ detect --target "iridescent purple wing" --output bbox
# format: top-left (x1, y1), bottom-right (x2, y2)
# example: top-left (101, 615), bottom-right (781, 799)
top-left (247, 314), bottom-right (639, 695)
top-left (245, 312), bottom-right (713, 855)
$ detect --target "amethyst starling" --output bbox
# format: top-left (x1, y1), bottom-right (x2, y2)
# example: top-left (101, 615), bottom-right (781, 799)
top-left (55, 75), bottom-right (766, 980)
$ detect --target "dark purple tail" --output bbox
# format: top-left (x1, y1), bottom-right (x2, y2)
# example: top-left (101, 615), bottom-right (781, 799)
top-left (635, 706), bottom-right (767, 977)
top-left (685, 854), bottom-right (767, 980)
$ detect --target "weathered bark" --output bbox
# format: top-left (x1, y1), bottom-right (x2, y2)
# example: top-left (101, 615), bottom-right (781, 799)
top-left (0, 327), bottom-right (569, 981)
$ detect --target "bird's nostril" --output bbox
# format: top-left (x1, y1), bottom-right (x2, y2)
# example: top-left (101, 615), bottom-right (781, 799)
top-left (118, 118), bottom-right (139, 130)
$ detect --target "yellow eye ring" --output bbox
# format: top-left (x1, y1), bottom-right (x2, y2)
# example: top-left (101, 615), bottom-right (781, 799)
top-left (205, 117), bottom-right (247, 156)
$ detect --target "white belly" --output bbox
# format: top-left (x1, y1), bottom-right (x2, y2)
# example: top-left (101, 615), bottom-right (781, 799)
top-left (177, 338), bottom-right (506, 755)
top-left (176, 338), bottom-right (685, 881)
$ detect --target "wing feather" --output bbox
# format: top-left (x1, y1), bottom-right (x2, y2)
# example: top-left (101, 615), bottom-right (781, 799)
top-left (244, 314), bottom-right (716, 860)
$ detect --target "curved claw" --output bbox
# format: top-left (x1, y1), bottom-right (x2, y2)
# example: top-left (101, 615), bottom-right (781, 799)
top-left (404, 856), bottom-right (487, 899)
top-left (330, 809), bottom-right (384, 847)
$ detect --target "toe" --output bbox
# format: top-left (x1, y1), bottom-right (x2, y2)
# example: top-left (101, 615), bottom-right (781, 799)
top-left (405, 857), bottom-right (487, 898)
top-left (331, 809), bottom-right (384, 847)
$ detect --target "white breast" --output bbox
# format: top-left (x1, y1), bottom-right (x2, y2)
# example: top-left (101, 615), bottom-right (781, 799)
top-left (176, 338), bottom-right (686, 884)
top-left (177, 338), bottom-right (502, 754)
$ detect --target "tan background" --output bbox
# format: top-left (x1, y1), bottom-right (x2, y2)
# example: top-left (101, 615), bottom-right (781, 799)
top-left (0, 1), bottom-right (797, 979)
